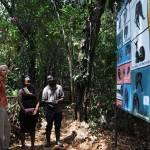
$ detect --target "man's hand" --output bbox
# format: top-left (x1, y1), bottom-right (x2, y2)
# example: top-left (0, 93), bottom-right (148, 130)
top-left (53, 100), bottom-right (58, 104)
top-left (32, 109), bottom-right (38, 115)
top-left (55, 98), bottom-right (64, 104)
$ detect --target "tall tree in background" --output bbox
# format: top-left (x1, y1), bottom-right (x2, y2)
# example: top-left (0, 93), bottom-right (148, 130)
top-left (74, 0), bottom-right (121, 122)
top-left (0, 0), bottom-right (121, 123)
top-left (0, 0), bottom-right (37, 81)
top-left (0, 0), bottom-right (69, 91)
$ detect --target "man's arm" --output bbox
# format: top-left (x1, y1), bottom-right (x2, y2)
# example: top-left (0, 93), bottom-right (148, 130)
top-left (42, 87), bottom-right (48, 101)
top-left (57, 85), bottom-right (64, 104)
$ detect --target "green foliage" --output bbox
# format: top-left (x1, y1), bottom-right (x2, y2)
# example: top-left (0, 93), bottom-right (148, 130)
top-left (0, 0), bottom-right (89, 92)
top-left (88, 10), bottom-right (116, 124)
top-left (0, 0), bottom-right (118, 127)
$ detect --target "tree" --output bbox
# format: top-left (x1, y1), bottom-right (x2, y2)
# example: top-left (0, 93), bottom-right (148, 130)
top-left (0, 0), bottom-right (121, 124)
top-left (74, 0), bottom-right (121, 122)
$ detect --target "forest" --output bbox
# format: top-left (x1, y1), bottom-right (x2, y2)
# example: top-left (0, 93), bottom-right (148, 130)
top-left (0, 0), bottom-right (150, 150)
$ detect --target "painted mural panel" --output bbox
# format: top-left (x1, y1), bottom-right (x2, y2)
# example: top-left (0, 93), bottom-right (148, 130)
top-left (117, 3), bottom-right (131, 48)
top-left (116, 84), bottom-right (132, 112)
top-left (122, 84), bottom-right (132, 112)
top-left (130, 0), bottom-right (148, 40)
top-left (123, 3), bottom-right (131, 45)
top-left (116, 84), bottom-right (123, 108)
top-left (131, 66), bottom-right (150, 121)
top-left (123, 21), bottom-right (131, 45)
top-left (116, 0), bottom-right (150, 122)
top-left (148, 0), bottom-right (150, 28)
top-left (123, 3), bottom-right (130, 25)
top-left (117, 62), bottom-right (131, 84)
top-left (131, 29), bottom-right (150, 70)
top-left (116, 3), bottom-right (130, 34)
top-left (116, 30), bottom-right (123, 49)
top-left (117, 84), bottom-right (123, 100)
top-left (117, 41), bottom-right (131, 66)
top-left (116, 12), bottom-right (123, 35)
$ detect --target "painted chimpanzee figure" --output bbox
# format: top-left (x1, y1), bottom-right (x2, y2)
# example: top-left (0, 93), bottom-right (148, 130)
top-left (139, 46), bottom-right (145, 61)
top-left (118, 68), bottom-right (122, 80)
top-left (135, 1), bottom-right (145, 29)
top-left (123, 8), bottom-right (127, 25)
top-left (133, 93), bottom-right (140, 113)
top-left (125, 88), bottom-right (129, 108)
top-left (126, 44), bottom-right (131, 58)
top-left (124, 25), bottom-right (128, 40)
top-left (136, 72), bottom-right (143, 91)
top-left (135, 41), bottom-right (145, 63)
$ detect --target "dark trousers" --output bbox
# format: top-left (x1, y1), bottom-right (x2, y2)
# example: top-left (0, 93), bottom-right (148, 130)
top-left (45, 107), bottom-right (62, 143)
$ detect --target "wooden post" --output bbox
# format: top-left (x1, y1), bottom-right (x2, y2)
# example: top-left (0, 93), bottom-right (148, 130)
top-left (115, 105), bottom-right (118, 149)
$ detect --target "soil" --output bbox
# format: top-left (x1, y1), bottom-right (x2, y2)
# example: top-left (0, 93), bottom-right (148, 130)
top-left (9, 107), bottom-right (146, 150)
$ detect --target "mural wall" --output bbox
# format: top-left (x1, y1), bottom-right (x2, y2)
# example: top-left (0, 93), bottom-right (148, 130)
top-left (116, 0), bottom-right (150, 122)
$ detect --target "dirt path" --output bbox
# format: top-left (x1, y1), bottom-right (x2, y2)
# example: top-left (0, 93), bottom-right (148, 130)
top-left (9, 107), bottom-right (143, 150)
top-left (9, 107), bottom-right (111, 150)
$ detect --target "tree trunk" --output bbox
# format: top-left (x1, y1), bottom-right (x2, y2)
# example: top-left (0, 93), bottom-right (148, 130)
top-left (50, 0), bottom-right (75, 103)
top-left (1, 0), bottom-right (36, 83)
top-left (75, 0), bottom-right (106, 122)
top-left (67, 48), bottom-right (75, 103)
top-left (28, 37), bottom-right (36, 82)
top-left (75, 81), bottom-right (85, 121)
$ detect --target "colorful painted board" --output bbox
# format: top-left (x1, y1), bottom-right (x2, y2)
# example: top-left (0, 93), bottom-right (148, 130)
top-left (116, 0), bottom-right (150, 122)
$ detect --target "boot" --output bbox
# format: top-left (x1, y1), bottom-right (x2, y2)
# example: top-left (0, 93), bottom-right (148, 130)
top-left (56, 140), bottom-right (63, 147)
top-left (45, 132), bottom-right (51, 147)
top-left (56, 131), bottom-right (63, 147)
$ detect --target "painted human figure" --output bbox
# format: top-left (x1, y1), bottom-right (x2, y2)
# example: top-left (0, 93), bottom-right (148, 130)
top-left (136, 72), bottom-right (143, 91)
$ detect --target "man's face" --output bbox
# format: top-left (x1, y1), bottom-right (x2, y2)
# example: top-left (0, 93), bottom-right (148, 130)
top-left (0, 67), bottom-right (7, 77)
top-left (48, 79), bottom-right (56, 87)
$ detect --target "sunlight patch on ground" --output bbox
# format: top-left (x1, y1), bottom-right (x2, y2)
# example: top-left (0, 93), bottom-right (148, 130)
top-left (10, 110), bottom-right (112, 150)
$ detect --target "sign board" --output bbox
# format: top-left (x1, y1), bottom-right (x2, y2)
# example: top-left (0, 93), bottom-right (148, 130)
top-left (116, 0), bottom-right (150, 122)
